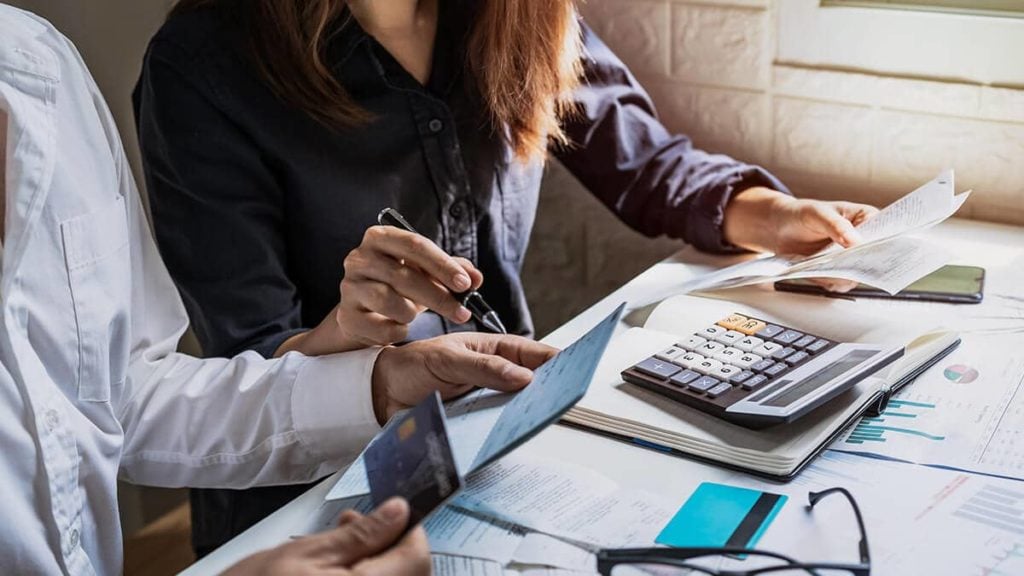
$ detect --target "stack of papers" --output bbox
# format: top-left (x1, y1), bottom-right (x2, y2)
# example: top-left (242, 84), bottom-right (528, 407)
top-left (639, 170), bottom-right (970, 305)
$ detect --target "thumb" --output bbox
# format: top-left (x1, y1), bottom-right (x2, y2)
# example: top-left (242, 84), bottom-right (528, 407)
top-left (323, 497), bottom-right (410, 566)
top-left (814, 203), bottom-right (862, 248)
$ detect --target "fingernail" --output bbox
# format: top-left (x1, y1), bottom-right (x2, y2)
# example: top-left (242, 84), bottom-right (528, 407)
top-left (378, 498), bottom-right (407, 522)
top-left (453, 273), bottom-right (471, 290)
top-left (456, 306), bottom-right (472, 323)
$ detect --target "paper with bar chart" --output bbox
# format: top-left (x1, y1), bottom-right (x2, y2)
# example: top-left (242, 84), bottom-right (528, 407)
top-left (887, 473), bottom-right (1024, 575)
top-left (730, 451), bottom-right (1024, 576)
top-left (833, 333), bottom-right (1024, 481)
top-left (881, 468), bottom-right (1024, 575)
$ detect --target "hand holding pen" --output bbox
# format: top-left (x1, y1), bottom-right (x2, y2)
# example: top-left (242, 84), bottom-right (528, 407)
top-left (290, 208), bottom-right (503, 350)
top-left (277, 207), bottom-right (508, 355)
top-left (377, 208), bottom-right (507, 335)
top-left (324, 211), bottom-right (484, 346)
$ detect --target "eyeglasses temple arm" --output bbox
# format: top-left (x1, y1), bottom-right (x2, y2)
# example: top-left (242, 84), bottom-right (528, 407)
top-left (808, 487), bottom-right (871, 565)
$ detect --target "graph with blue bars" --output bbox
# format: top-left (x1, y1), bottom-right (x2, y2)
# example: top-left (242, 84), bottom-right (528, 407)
top-left (845, 399), bottom-right (946, 444)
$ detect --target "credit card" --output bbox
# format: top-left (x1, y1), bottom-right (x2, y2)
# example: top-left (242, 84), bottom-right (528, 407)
top-left (364, 391), bottom-right (462, 527)
top-left (656, 482), bottom-right (787, 550)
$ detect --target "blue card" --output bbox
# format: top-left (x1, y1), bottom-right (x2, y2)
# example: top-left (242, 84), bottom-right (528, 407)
top-left (656, 483), bottom-right (787, 549)
top-left (364, 392), bottom-right (462, 527)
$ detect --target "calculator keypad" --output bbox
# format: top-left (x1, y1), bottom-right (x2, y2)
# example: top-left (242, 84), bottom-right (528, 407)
top-left (622, 312), bottom-right (837, 424)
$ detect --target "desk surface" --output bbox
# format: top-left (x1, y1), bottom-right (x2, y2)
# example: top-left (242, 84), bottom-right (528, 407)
top-left (181, 217), bottom-right (1024, 575)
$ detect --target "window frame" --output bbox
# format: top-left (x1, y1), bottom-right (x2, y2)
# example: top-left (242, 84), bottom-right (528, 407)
top-left (822, 0), bottom-right (1024, 19)
top-left (777, 0), bottom-right (1024, 86)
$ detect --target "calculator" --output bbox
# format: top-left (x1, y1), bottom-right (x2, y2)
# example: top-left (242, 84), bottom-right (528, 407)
top-left (620, 313), bottom-right (904, 429)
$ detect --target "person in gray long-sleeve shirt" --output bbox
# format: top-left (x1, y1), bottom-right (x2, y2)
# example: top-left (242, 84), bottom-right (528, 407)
top-left (134, 0), bottom-right (876, 556)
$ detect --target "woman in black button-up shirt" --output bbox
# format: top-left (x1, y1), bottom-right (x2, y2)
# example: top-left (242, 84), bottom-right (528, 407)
top-left (134, 0), bottom-right (875, 555)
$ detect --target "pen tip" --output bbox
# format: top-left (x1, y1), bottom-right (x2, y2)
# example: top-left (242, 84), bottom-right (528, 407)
top-left (482, 313), bottom-right (508, 335)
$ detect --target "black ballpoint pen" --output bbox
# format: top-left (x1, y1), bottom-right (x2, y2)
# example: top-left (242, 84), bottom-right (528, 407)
top-left (377, 207), bottom-right (508, 335)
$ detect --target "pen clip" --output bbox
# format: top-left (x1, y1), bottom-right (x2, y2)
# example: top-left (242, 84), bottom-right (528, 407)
top-left (377, 207), bottom-right (417, 234)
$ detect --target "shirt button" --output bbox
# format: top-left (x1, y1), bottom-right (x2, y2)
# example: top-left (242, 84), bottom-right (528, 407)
top-left (449, 201), bottom-right (465, 218)
top-left (45, 409), bottom-right (59, 430)
top-left (428, 118), bottom-right (443, 133)
top-left (68, 529), bottom-right (79, 550)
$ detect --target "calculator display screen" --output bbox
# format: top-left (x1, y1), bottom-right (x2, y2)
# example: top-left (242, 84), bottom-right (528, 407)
top-left (763, 350), bottom-right (877, 408)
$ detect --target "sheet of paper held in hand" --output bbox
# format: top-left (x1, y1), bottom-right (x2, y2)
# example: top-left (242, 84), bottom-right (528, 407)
top-left (639, 170), bottom-right (970, 306)
top-left (325, 303), bottom-right (625, 502)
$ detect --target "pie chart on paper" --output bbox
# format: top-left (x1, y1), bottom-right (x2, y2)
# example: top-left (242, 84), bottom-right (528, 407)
top-left (944, 364), bottom-right (979, 384)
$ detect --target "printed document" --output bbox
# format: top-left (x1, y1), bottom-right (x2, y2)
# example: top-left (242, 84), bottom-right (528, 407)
top-left (451, 452), bottom-right (677, 548)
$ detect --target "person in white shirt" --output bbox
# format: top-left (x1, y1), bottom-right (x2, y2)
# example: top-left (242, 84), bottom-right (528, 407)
top-left (0, 5), bottom-right (556, 575)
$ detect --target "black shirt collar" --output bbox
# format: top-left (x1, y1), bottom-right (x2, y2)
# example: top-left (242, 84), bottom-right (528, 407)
top-left (326, 1), bottom-right (464, 98)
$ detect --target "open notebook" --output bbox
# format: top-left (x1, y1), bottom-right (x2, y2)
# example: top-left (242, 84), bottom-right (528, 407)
top-left (563, 287), bottom-right (961, 480)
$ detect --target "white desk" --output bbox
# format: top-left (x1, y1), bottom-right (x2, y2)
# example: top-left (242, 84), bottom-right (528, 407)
top-left (180, 217), bottom-right (1024, 575)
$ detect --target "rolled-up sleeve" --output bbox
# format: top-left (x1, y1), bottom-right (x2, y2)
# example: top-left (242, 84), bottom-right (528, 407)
top-left (555, 22), bottom-right (789, 253)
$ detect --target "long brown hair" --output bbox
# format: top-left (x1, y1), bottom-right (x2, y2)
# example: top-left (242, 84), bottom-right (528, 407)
top-left (170, 0), bottom-right (582, 161)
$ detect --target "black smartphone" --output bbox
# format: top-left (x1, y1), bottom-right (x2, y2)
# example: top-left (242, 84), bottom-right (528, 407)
top-left (774, 264), bottom-right (985, 304)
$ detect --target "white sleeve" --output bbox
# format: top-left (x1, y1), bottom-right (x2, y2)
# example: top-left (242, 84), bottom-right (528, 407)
top-left (112, 125), bottom-right (381, 489)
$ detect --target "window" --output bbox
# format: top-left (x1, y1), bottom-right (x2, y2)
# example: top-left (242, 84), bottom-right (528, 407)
top-left (822, 1), bottom-right (1024, 19)
top-left (778, 0), bottom-right (1024, 85)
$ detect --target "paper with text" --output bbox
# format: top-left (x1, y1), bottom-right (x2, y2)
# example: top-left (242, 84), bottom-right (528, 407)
top-left (452, 453), bottom-right (677, 548)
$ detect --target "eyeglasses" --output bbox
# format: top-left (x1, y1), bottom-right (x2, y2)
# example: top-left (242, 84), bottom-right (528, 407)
top-left (597, 487), bottom-right (870, 576)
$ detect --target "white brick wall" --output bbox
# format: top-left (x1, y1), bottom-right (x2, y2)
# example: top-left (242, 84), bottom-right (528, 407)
top-left (523, 0), bottom-right (1024, 336)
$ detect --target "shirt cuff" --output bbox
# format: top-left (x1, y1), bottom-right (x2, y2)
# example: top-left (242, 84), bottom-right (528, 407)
top-left (683, 165), bottom-right (791, 254)
top-left (290, 347), bottom-right (385, 463)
